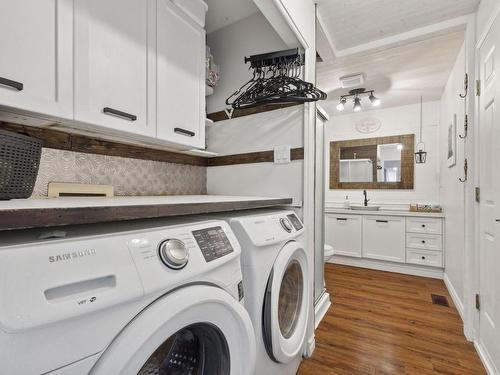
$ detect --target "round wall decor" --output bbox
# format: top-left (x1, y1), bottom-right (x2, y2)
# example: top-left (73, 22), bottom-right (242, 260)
top-left (355, 117), bottom-right (382, 134)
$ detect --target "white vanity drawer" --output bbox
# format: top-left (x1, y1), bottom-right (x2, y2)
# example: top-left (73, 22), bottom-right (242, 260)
top-left (363, 216), bottom-right (405, 263)
top-left (406, 217), bottom-right (443, 234)
top-left (406, 249), bottom-right (443, 268)
top-left (406, 233), bottom-right (442, 251)
top-left (325, 214), bottom-right (362, 258)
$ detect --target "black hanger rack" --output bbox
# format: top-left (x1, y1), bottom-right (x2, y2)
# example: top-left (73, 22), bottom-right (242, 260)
top-left (226, 48), bottom-right (326, 110)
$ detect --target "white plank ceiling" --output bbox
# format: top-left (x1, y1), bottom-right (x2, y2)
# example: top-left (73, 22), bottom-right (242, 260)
top-left (316, 0), bottom-right (479, 51)
top-left (317, 30), bottom-right (466, 115)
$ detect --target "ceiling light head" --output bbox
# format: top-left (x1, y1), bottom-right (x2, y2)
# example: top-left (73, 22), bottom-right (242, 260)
top-left (336, 97), bottom-right (347, 111)
top-left (369, 92), bottom-right (381, 107)
top-left (353, 97), bottom-right (362, 112)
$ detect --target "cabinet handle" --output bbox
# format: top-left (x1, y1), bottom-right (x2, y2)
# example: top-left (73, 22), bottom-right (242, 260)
top-left (336, 218), bottom-right (347, 221)
top-left (421, 256), bottom-right (426, 260)
top-left (0, 77), bottom-right (23, 91)
top-left (496, 219), bottom-right (500, 222)
top-left (103, 107), bottom-right (137, 121)
top-left (174, 127), bottom-right (195, 137)
top-left (376, 220), bottom-right (389, 223)
top-left (421, 224), bottom-right (426, 228)
top-left (421, 240), bottom-right (426, 244)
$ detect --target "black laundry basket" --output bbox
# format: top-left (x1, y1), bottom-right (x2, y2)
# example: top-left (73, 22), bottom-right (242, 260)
top-left (0, 129), bottom-right (42, 200)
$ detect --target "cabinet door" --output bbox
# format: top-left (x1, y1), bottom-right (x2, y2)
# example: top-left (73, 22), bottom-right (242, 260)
top-left (74, 0), bottom-right (156, 137)
top-left (156, 0), bottom-right (206, 149)
top-left (363, 216), bottom-right (405, 263)
top-left (0, 0), bottom-right (73, 119)
top-left (325, 214), bottom-right (362, 257)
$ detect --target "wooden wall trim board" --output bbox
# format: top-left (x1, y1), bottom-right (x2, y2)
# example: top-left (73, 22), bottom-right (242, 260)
top-left (0, 122), bottom-right (208, 166)
top-left (329, 134), bottom-right (415, 190)
top-left (208, 147), bottom-right (304, 166)
top-left (1, 122), bottom-right (305, 168)
top-left (206, 103), bottom-right (300, 122)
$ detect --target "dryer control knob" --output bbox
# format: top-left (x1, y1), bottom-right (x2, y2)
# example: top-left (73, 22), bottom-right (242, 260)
top-left (159, 239), bottom-right (189, 269)
top-left (280, 218), bottom-right (293, 233)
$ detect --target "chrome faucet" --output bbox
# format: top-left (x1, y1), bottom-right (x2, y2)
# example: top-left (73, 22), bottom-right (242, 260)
top-left (363, 190), bottom-right (370, 207)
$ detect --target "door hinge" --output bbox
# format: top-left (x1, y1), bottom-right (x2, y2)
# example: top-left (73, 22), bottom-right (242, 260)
top-left (475, 187), bottom-right (481, 203)
top-left (476, 293), bottom-right (481, 310)
top-left (476, 80), bottom-right (481, 96)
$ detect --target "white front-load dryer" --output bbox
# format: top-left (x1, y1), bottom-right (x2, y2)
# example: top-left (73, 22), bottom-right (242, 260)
top-left (0, 218), bottom-right (256, 375)
top-left (203, 210), bottom-right (308, 375)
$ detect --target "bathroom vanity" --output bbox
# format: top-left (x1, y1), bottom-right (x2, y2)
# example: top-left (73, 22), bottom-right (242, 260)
top-left (325, 208), bottom-right (445, 278)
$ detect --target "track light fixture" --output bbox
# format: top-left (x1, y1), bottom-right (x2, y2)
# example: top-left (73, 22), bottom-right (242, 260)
top-left (336, 88), bottom-right (381, 112)
top-left (336, 97), bottom-right (347, 111)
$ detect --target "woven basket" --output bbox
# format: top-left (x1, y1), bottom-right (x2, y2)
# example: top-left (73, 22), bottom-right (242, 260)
top-left (0, 129), bottom-right (42, 200)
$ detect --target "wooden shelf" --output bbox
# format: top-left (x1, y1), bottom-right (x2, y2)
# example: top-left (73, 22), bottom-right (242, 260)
top-left (0, 195), bottom-right (292, 231)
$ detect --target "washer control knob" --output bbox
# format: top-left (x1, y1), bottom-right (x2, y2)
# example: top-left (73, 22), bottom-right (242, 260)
top-left (159, 239), bottom-right (189, 269)
top-left (280, 217), bottom-right (293, 233)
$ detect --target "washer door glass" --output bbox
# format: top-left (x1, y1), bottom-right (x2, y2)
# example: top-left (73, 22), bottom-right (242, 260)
top-left (262, 242), bottom-right (308, 364)
top-left (138, 323), bottom-right (230, 375)
top-left (278, 260), bottom-right (304, 339)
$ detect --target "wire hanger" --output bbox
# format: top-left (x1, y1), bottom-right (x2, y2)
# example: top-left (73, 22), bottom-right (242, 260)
top-left (226, 48), bottom-right (327, 109)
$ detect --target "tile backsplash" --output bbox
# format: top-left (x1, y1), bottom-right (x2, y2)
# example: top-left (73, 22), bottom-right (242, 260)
top-left (32, 148), bottom-right (207, 197)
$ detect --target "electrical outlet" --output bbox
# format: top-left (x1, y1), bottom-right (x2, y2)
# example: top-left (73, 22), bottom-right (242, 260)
top-left (274, 145), bottom-right (291, 164)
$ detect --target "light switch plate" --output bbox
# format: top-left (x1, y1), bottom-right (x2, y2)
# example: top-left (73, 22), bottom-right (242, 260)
top-left (274, 145), bottom-right (291, 164)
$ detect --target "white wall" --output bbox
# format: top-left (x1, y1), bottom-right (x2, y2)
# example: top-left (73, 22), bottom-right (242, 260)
top-left (324, 101), bottom-right (441, 208)
top-left (206, 12), bottom-right (288, 114)
top-left (476, 0), bottom-right (500, 42)
top-left (440, 44), bottom-right (467, 311)
top-left (207, 106), bottom-right (304, 204)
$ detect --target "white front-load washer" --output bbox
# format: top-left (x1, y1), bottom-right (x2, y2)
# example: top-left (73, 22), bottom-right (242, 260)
top-left (0, 218), bottom-right (256, 375)
top-left (203, 210), bottom-right (308, 375)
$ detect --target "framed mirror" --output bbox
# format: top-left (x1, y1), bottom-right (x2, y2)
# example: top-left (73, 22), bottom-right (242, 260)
top-left (330, 134), bottom-right (414, 189)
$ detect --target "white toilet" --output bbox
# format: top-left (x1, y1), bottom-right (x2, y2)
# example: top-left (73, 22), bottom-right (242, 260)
top-left (324, 244), bottom-right (334, 262)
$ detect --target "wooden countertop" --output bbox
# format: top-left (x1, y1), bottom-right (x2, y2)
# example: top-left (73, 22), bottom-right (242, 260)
top-left (0, 195), bottom-right (292, 231)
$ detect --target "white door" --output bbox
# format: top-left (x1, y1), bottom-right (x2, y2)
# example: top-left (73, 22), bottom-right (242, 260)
top-left (0, 0), bottom-right (73, 119)
top-left (478, 11), bottom-right (500, 372)
top-left (156, 0), bottom-right (206, 149)
top-left (263, 242), bottom-right (308, 364)
top-left (74, 0), bottom-right (156, 137)
top-left (90, 285), bottom-right (256, 375)
top-left (325, 214), bottom-right (362, 257)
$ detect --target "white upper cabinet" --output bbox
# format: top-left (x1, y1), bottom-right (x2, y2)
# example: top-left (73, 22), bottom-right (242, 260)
top-left (74, 0), bottom-right (156, 138)
top-left (0, 0), bottom-right (73, 120)
top-left (156, 0), bottom-right (206, 149)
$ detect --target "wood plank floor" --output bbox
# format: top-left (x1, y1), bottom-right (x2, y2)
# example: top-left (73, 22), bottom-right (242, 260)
top-left (298, 264), bottom-right (486, 375)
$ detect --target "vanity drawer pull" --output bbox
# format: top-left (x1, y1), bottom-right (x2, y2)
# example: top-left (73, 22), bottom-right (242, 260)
top-left (421, 256), bottom-right (426, 260)
top-left (103, 107), bottom-right (137, 121)
top-left (336, 218), bottom-right (348, 221)
top-left (0, 76), bottom-right (23, 91)
top-left (174, 127), bottom-right (195, 137)
top-left (376, 220), bottom-right (389, 223)
top-left (421, 224), bottom-right (426, 228)
top-left (421, 240), bottom-right (426, 244)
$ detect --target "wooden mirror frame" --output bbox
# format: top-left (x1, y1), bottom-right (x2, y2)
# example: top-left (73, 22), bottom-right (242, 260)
top-left (329, 134), bottom-right (415, 190)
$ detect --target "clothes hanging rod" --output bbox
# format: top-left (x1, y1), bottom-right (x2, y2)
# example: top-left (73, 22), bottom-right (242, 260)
top-left (244, 48), bottom-right (304, 67)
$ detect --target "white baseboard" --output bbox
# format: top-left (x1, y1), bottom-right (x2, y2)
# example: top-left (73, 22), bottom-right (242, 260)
top-left (314, 292), bottom-right (331, 329)
top-left (443, 273), bottom-right (465, 321)
top-left (474, 340), bottom-right (499, 375)
top-left (329, 255), bottom-right (444, 279)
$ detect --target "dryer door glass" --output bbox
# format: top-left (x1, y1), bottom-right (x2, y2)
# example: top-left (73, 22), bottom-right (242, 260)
top-left (278, 260), bottom-right (304, 339)
top-left (138, 323), bottom-right (230, 375)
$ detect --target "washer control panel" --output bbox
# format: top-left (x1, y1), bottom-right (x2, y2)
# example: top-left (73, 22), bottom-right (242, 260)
top-left (192, 226), bottom-right (234, 262)
top-left (287, 213), bottom-right (304, 230)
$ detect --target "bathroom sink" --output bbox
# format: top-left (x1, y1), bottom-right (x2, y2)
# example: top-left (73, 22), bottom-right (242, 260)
top-left (350, 205), bottom-right (381, 211)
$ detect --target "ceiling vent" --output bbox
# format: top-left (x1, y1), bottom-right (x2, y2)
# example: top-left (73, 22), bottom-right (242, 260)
top-left (340, 73), bottom-right (365, 89)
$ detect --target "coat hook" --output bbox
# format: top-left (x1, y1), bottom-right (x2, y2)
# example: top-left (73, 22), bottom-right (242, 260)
top-left (459, 73), bottom-right (468, 98)
top-left (459, 158), bottom-right (468, 182)
top-left (459, 114), bottom-right (468, 139)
